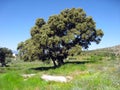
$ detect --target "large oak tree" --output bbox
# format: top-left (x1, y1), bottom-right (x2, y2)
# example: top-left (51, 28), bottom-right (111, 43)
top-left (17, 8), bottom-right (104, 67)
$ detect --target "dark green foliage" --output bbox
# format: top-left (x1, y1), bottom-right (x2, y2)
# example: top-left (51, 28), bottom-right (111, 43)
top-left (17, 8), bottom-right (104, 67)
top-left (0, 47), bottom-right (13, 57)
top-left (0, 47), bottom-right (13, 67)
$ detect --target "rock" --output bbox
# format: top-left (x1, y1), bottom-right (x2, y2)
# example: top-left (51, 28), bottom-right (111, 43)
top-left (22, 74), bottom-right (36, 79)
top-left (41, 74), bottom-right (72, 82)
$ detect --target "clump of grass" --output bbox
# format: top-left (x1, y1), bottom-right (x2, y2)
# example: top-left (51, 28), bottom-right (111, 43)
top-left (86, 55), bottom-right (103, 62)
top-left (110, 53), bottom-right (116, 60)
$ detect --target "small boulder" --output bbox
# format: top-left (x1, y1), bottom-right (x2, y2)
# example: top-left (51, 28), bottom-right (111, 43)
top-left (22, 74), bottom-right (36, 79)
top-left (41, 74), bottom-right (72, 82)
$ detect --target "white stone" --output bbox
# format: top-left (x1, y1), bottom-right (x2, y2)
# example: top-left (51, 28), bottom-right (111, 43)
top-left (41, 74), bottom-right (72, 82)
top-left (22, 74), bottom-right (36, 78)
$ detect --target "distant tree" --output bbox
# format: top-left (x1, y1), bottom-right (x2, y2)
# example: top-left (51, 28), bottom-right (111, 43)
top-left (0, 47), bottom-right (13, 67)
top-left (17, 8), bottom-right (104, 67)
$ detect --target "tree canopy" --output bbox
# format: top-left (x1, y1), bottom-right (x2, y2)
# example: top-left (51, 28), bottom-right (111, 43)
top-left (17, 8), bottom-right (104, 67)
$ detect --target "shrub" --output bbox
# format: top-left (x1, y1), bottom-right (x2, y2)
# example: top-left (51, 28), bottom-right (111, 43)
top-left (87, 55), bottom-right (103, 62)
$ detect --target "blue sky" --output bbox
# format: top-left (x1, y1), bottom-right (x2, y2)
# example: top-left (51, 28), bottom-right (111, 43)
top-left (0, 0), bottom-right (120, 50)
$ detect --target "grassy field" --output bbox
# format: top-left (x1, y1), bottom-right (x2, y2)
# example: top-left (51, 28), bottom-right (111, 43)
top-left (0, 54), bottom-right (120, 90)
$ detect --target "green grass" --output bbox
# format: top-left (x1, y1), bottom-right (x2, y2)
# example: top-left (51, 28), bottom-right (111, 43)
top-left (0, 55), bottom-right (120, 90)
top-left (72, 72), bottom-right (120, 90)
top-left (0, 72), bottom-right (23, 90)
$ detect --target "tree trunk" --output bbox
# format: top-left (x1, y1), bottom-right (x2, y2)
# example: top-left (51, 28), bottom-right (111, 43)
top-left (57, 59), bottom-right (64, 67)
top-left (0, 50), bottom-right (6, 67)
top-left (2, 62), bottom-right (6, 67)
top-left (1, 59), bottom-right (6, 67)
top-left (52, 59), bottom-right (57, 68)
